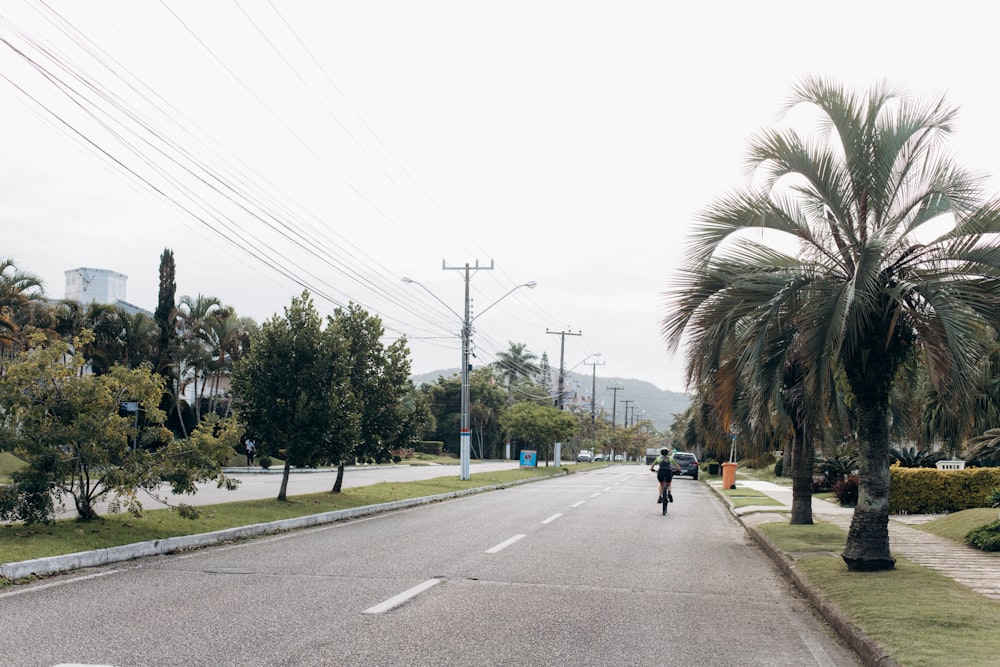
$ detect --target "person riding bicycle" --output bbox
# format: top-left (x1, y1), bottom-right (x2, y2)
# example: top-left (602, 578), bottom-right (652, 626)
top-left (650, 447), bottom-right (680, 504)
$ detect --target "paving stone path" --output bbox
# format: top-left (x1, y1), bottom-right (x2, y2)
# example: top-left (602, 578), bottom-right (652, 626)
top-left (725, 479), bottom-right (1000, 602)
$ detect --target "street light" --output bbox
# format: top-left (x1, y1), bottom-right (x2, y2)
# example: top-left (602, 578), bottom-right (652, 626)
top-left (403, 273), bottom-right (536, 480)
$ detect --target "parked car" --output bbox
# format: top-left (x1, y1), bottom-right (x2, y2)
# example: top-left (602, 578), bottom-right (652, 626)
top-left (672, 452), bottom-right (699, 479)
top-left (577, 450), bottom-right (592, 462)
top-left (592, 453), bottom-right (606, 462)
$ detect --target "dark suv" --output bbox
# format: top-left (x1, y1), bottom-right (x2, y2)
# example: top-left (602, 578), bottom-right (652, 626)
top-left (673, 452), bottom-right (699, 479)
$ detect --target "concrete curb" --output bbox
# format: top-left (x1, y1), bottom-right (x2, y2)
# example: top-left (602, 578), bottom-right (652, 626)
top-left (0, 473), bottom-right (557, 582)
top-left (705, 480), bottom-right (901, 667)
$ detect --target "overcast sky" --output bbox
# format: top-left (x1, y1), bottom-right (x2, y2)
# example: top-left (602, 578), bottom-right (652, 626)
top-left (2, 1), bottom-right (999, 395)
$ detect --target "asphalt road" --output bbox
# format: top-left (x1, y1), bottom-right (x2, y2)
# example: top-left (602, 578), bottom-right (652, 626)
top-left (3, 466), bottom-right (863, 666)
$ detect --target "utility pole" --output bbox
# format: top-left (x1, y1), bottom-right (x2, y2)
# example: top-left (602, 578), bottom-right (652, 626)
top-left (443, 259), bottom-right (493, 480)
top-left (586, 360), bottom-right (605, 447)
top-left (607, 384), bottom-right (623, 426)
top-left (546, 328), bottom-right (581, 409)
top-left (621, 399), bottom-right (634, 427)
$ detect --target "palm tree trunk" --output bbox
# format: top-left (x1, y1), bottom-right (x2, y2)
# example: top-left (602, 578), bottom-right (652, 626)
top-left (789, 423), bottom-right (814, 525)
top-left (842, 401), bottom-right (895, 571)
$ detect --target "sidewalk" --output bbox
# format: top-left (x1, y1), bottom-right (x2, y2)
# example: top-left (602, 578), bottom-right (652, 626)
top-left (722, 477), bottom-right (1000, 602)
top-left (711, 475), bottom-right (1000, 667)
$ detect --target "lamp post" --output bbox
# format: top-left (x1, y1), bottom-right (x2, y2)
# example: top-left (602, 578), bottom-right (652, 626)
top-left (403, 271), bottom-right (536, 480)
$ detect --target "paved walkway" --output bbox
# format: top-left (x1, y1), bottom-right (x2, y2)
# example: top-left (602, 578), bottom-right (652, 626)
top-left (720, 478), bottom-right (1000, 602)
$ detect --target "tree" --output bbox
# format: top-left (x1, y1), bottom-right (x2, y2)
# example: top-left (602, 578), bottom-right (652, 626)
top-left (153, 249), bottom-right (185, 436)
top-left (500, 402), bottom-right (578, 465)
top-left (328, 303), bottom-right (419, 492)
top-left (231, 292), bottom-right (358, 500)
top-left (0, 334), bottom-right (236, 522)
top-left (419, 369), bottom-right (506, 458)
top-left (0, 257), bottom-right (50, 357)
top-left (663, 77), bottom-right (1000, 571)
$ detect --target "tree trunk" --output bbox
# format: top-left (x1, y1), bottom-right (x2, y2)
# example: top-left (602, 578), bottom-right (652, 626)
top-left (332, 463), bottom-right (345, 493)
top-left (789, 423), bottom-right (813, 525)
top-left (842, 400), bottom-right (895, 571)
top-left (277, 460), bottom-right (291, 501)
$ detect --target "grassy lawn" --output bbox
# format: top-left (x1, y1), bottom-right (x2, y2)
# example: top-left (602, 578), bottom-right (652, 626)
top-left (0, 466), bottom-right (566, 567)
top-left (759, 521), bottom-right (1000, 667)
top-left (910, 508), bottom-right (998, 544)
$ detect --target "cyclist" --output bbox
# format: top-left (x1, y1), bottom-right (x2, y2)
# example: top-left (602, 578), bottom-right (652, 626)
top-left (650, 447), bottom-right (680, 504)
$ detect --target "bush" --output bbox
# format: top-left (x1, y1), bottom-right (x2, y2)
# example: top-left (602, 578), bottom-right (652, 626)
top-left (831, 474), bottom-right (859, 506)
top-left (392, 455), bottom-right (401, 463)
top-left (813, 454), bottom-right (858, 490)
top-left (966, 520), bottom-right (1000, 551)
top-left (774, 459), bottom-right (784, 477)
top-left (413, 441), bottom-right (444, 456)
top-left (258, 456), bottom-right (272, 470)
top-left (889, 446), bottom-right (945, 468)
top-left (889, 466), bottom-right (1000, 513)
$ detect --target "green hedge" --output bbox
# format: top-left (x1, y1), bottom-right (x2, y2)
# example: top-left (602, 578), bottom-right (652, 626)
top-left (890, 466), bottom-right (1000, 514)
top-left (413, 441), bottom-right (444, 456)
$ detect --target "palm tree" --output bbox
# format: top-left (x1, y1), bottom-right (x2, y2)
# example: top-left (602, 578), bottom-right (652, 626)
top-left (494, 342), bottom-right (540, 459)
top-left (664, 77), bottom-right (1000, 571)
top-left (494, 341), bottom-right (540, 407)
top-left (176, 294), bottom-right (226, 421)
top-left (0, 258), bottom-right (49, 356)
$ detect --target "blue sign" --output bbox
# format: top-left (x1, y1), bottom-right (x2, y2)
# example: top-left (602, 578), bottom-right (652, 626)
top-left (519, 450), bottom-right (537, 468)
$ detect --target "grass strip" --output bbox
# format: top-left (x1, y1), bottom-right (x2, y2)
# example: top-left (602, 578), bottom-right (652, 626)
top-left (759, 520), bottom-right (1000, 667)
top-left (1, 467), bottom-right (565, 564)
top-left (719, 487), bottom-right (784, 508)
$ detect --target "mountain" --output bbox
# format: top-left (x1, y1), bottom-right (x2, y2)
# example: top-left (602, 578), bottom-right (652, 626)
top-left (411, 368), bottom-right (690, 433)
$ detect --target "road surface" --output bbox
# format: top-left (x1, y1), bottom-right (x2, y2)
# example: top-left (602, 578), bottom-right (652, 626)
top-left (6, 466), bottom-right (862, 666)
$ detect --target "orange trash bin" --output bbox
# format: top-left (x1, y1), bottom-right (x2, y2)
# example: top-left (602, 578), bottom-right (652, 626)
top-left (721, 462), bottom-right (737, 490)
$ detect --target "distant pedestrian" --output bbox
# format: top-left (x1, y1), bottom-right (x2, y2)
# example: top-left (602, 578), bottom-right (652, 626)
top-left (244, 437), bottom-right (256, 467)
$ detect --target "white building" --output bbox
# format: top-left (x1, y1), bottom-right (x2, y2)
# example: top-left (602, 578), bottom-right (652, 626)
top-left (63, 267), bottom-right (148, 315)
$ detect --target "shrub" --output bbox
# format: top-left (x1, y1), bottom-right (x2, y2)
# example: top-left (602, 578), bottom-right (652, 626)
top-left (813, 454), bottom-right (858, 491)
top-left (258, 456), bottom-right (272, 470)
top-left (392, 455), bottom-right (401, 463)
top-left (831, 474), bottom-right (859, 506)
top-left (413, 441), bottom-right (444, 456)
top-left (889, 466), bottom-right (1000, 513)
top-left (889, 446), bottom-right (945, 468)
top-left (966, 521), bottom-right (1000, 552)
top-left (773, 459), bottom-right (784, 477)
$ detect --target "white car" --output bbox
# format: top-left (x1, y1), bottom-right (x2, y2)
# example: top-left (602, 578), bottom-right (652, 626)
top-left (577, 450), bottom-right (592, 462)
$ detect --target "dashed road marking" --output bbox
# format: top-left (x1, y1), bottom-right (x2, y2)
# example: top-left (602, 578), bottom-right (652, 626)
top-left (363, 578), bottom-right (443, 614)
top-left (485, 534), bottom-right (527, 554)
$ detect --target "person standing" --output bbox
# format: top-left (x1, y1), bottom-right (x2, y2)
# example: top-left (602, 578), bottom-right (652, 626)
top-left (244, 437), bottom-right (256, 467)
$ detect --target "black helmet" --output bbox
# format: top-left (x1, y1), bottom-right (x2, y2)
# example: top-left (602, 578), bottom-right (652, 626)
top-left (660, 448), bottom-right (669, 455)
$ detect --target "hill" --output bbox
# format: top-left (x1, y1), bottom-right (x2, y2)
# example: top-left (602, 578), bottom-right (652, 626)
top-left (411, 368), bottom-right (689, 433)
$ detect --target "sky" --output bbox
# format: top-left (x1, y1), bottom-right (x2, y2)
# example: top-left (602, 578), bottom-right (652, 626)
top-left (2, 1), bottom-right (1000, 396)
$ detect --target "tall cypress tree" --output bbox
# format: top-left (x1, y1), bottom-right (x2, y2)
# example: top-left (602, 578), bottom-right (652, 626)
top-left (154, 249), bottom-right (185, 435)
top-left (154, 248), bottom-right (176, 370)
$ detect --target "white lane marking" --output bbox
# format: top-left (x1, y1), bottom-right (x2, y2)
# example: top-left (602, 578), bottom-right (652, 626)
top-left (570, 501), bottom-right (585, 508)
top-left (590, 492), bottom-right (601, 498)
top-left (604, 486), bottom-right (613, 492)
top-left (485, 534), bottom-right (526, 554)
top-left (541, 513), bottom-right (562, 524)
top-left (363, 578), bottom-right (443, 614)
top-left (0, 569), bottom-right (124, 599)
